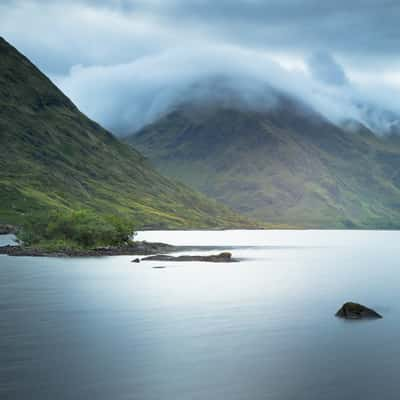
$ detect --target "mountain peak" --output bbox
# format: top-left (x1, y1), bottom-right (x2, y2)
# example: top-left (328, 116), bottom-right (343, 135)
top-left (0, 36), bottom-right (77, 112)
top-left (129, 98), bottom-right (400, 228)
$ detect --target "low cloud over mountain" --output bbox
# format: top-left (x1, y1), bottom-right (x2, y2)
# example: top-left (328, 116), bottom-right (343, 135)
top-left (3, 0), bottom-right (400, 134)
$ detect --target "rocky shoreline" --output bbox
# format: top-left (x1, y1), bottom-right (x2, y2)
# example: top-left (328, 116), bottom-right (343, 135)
top-left (0, 241), bottom-right (183, 257)
top-left (0, 241), bottom-right (238, 258)
top-left (0, 224), bottom-right (17, 234)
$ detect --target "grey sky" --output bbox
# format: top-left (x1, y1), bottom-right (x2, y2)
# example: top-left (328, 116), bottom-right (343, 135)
top-left (1, 0), bottom-right (400, 134)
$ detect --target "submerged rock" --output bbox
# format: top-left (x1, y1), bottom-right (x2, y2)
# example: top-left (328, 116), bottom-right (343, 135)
top-left (335, 302), bottom-right (382, 320)
top-left (142, 252), bottom-right (236, 263)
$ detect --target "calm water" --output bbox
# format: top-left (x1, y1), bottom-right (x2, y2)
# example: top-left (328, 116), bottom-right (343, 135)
top-left (1, 230), bottom-right (400, 400)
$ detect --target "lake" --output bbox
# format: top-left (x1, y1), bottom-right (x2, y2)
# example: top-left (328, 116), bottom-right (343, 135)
top-left (1, 230), bottom-right (399, 399)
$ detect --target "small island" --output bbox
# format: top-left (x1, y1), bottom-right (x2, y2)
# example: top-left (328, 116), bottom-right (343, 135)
top-left (0, 211), bottom-right (237, 259)
top-left (0, 210), bottom-right (176, 257)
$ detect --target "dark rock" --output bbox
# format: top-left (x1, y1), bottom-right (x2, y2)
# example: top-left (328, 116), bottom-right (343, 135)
top-left (335, 302), bottom-right (382, 320)
top-left (0, 224), bottom-right (17, 234)
top-left (142, 252), bottom-right (237, 263)
top-left (131, 258), bottom-right (140, 263)
top-left (145, 255), bottom-right (175, 261)
top-left (152, 266), bottom-right (166, 269)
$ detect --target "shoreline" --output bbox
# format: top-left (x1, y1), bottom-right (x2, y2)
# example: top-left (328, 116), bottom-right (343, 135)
top-left (0, 241), bottom-right (178, 257)
top-left (2, 227), bottom-right (400, 258)
top-left (0, 241), bottom-right (240, 258)
top-left (0, 224), bottom-right (17, 235)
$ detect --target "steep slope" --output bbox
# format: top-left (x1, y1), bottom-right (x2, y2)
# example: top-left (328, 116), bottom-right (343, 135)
top-left (0, 37), bottom-right (254, 229)
top-left (129, 98), bottom-right (400, 228)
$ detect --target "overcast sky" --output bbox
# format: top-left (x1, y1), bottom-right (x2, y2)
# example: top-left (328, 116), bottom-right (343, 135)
top-left (2, 0), bottom-right (400, 134)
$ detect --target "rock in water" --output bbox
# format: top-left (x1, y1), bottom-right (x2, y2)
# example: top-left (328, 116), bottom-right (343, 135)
top-left (335, 302), bottom-right (382, 319)
top-left (142, 252), bottom-right (236, 262)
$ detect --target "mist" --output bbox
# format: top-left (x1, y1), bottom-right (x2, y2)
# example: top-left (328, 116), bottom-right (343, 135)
top-left (54, 46), bottom-right (400, 136)
top-left (3, 0), bottom-right (400, 135)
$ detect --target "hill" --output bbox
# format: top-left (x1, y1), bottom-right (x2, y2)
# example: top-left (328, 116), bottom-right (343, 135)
top-left (0, 37), bottom-right (254, 229)
top-left (129, 95), bottom-right (400, 228)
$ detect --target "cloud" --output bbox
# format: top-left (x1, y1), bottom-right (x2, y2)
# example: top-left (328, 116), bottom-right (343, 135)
top-left (0, 1), bottom-right (178, 74)
top-left (2, 0), bottom-right (400, 135)
top-left (4, 0), bottom-right (400, 72)
top-left (54, 44), bottom-right (400, 135)
top-left (307, 52), bottom-right (348, 86)
top-left (54, 45), bottom-right (292, 133)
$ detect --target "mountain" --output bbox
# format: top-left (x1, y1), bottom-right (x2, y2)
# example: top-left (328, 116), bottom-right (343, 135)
top-left (0, 37), bottom-right (254, 229)
top-left (129, 92), bottom-right (400, 229)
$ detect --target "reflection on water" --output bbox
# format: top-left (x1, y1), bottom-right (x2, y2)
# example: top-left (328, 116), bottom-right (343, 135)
top-left (1, 230), bottom-right (399, 399)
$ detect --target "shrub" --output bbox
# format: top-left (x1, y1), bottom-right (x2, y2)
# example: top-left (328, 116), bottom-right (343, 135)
top-left (18, 210), bottom-right (136, 249)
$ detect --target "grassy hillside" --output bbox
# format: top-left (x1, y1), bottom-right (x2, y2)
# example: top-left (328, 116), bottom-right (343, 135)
top-left (0, 37), bottom-right (255, 229)
top-left (129, 99), bottom-right (400, 229)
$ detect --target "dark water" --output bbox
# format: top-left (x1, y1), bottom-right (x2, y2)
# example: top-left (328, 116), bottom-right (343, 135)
top-left (1, 230), bottom-right (400, 400)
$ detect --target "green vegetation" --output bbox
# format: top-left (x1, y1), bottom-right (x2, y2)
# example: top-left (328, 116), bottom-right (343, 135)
top-left (129, 101), bottom-right (400, 229)
top-left (17, 210), bottom-right (136, 250)
top-left (0, 37), bottom-right (256, 230)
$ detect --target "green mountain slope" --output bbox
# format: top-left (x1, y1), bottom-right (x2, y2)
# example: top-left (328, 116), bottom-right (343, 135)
top-left (129, 99), bottom-right (400, 229)
top-left (0, 37), bottom-right (254, 229)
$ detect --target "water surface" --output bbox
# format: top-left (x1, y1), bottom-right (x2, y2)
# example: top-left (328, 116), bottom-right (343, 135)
top-left (1, 230), bottom-right (399, 399)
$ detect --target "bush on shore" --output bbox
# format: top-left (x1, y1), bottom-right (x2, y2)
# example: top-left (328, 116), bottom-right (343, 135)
top-left (17, 210), bottom-right (136, 250)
